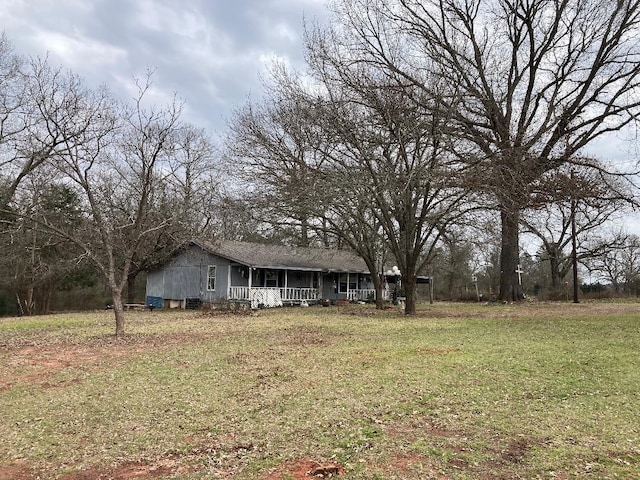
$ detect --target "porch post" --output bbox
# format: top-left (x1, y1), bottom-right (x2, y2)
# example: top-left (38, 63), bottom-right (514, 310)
top-left (284, 270), bottom-right (288, 301)
top-left (227, 265), bottom-right (231, 299)
top-left (248, 267), bottom-right (252, 289)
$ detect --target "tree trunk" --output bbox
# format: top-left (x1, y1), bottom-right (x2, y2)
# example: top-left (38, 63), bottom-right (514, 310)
top-left (361, 255), bottom-right (386, 310)
top-left (549, 252), bottom-right (561, 289)
top-left (404, 273), bottom-right (417, 315)
top-left (372, 273), bottom-right (385, 310)
top-left (499, 207), bottom-right (520, 302)
top-left (126, 272), bottom-right (137, 304)
top-left (300, 216), bottom-right (310, 247)
top-left (111, 289), bottom-right (126, 337)
top-left (44, 287), bottom-right (52, 315)
top-left (375, 277), bottom-right (384, 310)
top-left (25, 286), bottom-right (34, 316)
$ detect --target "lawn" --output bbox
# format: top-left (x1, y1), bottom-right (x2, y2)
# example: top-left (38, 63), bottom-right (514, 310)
top-left (0, 302), bottom-right (639, 479)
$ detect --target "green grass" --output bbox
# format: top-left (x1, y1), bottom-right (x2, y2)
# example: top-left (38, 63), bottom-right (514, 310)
top-left (1, 303), bottom-right (639, 479)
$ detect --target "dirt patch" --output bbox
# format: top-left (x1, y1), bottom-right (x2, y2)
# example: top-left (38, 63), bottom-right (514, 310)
top-left (0, 460), bottom-right (37, 480)
top-left (386, 453), bottom-right (447, 479)
top-left (0, 343), bottom-right (142, 391)
top-left (262, 459), bottom-right (345, 479)
top-left (58, 459), bottom-right (192, 480)
top-left (500, 438), bottom-right (531, 464)
top-left (0, 331), bottom-right (215, 391)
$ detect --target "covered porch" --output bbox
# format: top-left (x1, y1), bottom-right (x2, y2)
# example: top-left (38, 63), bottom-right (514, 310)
top-left (227, 266), bottom-right (321, 307)
top-left (226, 266), bottom-right (386, 307)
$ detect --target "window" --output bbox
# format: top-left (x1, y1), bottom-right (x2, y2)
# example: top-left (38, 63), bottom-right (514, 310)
top-left (338, 273), bottom-right (348, 293)
top-left (349, 275), bottom-right (357, 291)
top-left (266, 270), bottom-right (279, 287)
top-left (207, 265), bottom-right (216, 291)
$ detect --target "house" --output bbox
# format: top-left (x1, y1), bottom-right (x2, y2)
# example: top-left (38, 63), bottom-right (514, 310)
top-left (145, 240), bottom-right (387, 309)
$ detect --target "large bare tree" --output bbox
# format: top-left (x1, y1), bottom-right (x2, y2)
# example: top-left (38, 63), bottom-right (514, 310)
top-left (324, 0), bottom-right (640, 300)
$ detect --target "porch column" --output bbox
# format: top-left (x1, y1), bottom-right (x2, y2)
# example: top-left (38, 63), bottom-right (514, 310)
top-left (284, 270), bottom-right (288, 301)
top-left (227, 265), bottom-right (231, 299)
top-left (248, 268), bottom-right (252, 289)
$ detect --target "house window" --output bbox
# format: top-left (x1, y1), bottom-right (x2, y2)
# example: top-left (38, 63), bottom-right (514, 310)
top-left (349, 275), bottom-right (357, 291)
top-left (338, 273), bottom-right (348, 293)
top-left (266, 270), bottom-right (279, 287)
top-left (207, 265), bottom-right (216, 291)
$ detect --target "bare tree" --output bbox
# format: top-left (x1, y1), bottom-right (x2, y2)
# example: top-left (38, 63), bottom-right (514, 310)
top-left (124, 124), bottom-right (220, 303)
top-left (318, 169), bottom-right (391, 309)
top-left (225, 68), bottom-right (328, 248)
top-left (165, 124), bottom-right (220, 237)
top-left (323, 0), bottom-right (640, 300)
top-left (430, 229), bottom-right (475, 300)
top-left (523, 165), bottom-right (631, 291)
top-left (43, 75), bottom-right (184, 335)
top-left (226, 68), bottom-right (395, 306)
top-left (304, 30), bottom-right (472, 314)
top-left (1, 49), bottom-right (105, 213)
top-left (228, 42), bottom-right (471, 314)
top-left (586, 234), bottom-right (640, 294)
top-left (0, 34), bottom-right (30, 211)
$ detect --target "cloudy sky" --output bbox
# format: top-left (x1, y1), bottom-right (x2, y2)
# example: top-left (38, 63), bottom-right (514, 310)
top-left (1, 1), bottom-right (638, 165)
top-left (0, 0), bottom-right (329, 136)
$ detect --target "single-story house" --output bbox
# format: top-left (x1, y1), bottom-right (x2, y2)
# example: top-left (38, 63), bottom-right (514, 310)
top-left (145, 240), bottom-right (389, 309)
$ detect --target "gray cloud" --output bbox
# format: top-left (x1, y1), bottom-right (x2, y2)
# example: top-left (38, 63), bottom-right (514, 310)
top-left (0, 0), bottom-right (328, 133)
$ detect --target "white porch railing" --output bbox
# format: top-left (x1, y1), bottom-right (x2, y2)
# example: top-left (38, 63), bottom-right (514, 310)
top-left (228, 286), bottom-right (319, 303)
top-left (281, 287), bottom-right (319, 301)
top-left (229, 286), bottom-right (388, 305)
top-left (229, 286), bottom-right (251, 301)
top-left (347, 289), bottom-right (379, 301)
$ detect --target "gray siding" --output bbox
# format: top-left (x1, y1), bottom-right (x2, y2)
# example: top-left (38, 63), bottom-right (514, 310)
top-left (146, 245), bottom-right (234, 302)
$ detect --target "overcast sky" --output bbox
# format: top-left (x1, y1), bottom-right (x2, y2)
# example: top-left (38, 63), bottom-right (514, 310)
top-left (1, 1), bottom-right (638, 173)
top-left (0, 0), bottom-right (328, 137)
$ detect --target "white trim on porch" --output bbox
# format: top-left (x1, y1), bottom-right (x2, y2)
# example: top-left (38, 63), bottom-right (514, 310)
top-left (229, 286), bottom-right (319, 308)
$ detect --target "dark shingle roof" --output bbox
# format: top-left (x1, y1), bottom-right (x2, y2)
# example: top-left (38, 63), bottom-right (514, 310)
top-left (194, 240), bottom-right (369, 273)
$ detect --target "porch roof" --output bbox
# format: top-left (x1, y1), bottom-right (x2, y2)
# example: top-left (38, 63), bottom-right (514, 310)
top-left (194, 240), bottom-right (370, 273)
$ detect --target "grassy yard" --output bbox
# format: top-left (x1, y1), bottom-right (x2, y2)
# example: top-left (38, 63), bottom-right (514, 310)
top-left (0, 302), bottom-right (639, 479)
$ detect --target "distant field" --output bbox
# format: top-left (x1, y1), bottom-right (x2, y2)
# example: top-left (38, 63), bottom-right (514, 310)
top-left (1, 302), bottom-right (639, 479)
